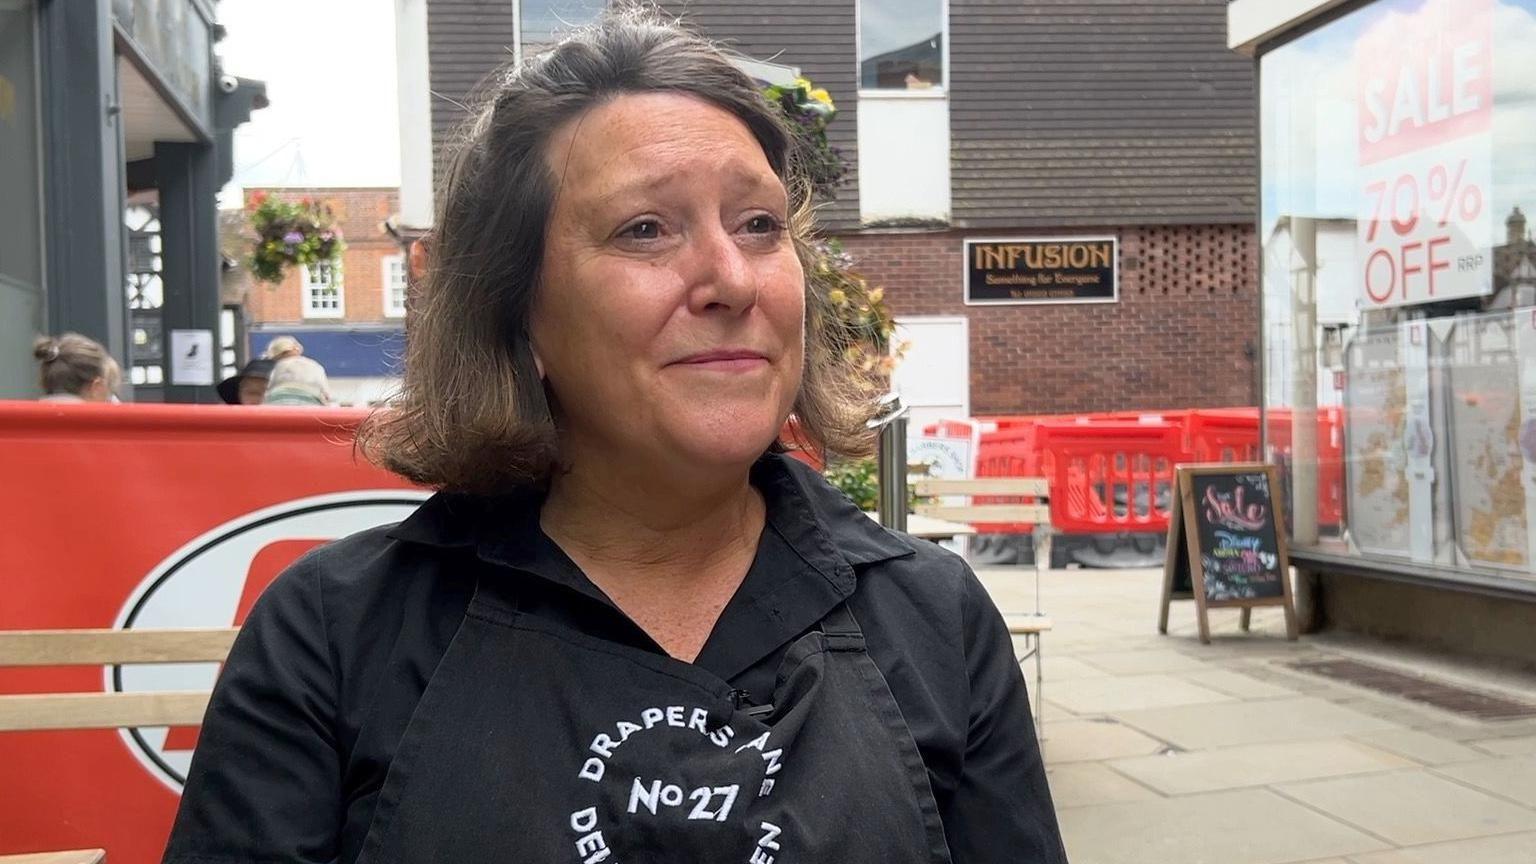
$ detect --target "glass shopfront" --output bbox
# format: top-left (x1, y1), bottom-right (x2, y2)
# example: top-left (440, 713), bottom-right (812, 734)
top-left (1261, 0), bottom-right (1536, 589)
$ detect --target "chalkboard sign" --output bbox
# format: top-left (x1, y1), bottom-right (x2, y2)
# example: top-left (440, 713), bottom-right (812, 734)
top-left (1160, 464), bottom-right (1298, 644)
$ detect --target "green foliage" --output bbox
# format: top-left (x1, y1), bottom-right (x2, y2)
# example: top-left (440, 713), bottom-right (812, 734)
top-left (824, 458), bottom-right (880, 511)
top-left (823, 458), bottom-right (933, 513)
top-left (246, 191), bottom-right (344, 284)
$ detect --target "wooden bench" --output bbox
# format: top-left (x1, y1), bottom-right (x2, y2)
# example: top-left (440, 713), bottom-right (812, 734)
top-left (0, 628), bottom-right (238, 862)
top-left (0, 628), bottom-right (237, 732)
top-left (0, 851), bottom-right (107, 864)
top-left (915, 478), bottom-right (1054, 735)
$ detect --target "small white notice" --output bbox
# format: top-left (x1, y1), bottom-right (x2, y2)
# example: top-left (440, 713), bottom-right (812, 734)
top-left (169, 329), bottom-right (215, 386)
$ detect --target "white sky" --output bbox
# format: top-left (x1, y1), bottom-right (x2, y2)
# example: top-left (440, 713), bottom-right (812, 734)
top-left (214, 0), bottom-right (402, 207)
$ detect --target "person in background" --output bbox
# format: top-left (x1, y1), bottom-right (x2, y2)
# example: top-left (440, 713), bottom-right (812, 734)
top-left (263, 335), bottom-right (305, 361)
top-left (32, 333), bottom-right (121, 403)
top-left (261, 356), bottom-right (330, 406)
top-left (216, 358), bottom-right (276, 405)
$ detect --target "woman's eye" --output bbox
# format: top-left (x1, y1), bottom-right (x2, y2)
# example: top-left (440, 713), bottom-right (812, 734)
top-left (744, 215), bottom-right (783, 235)
top-left (619, 220), bottom-right (662, 241)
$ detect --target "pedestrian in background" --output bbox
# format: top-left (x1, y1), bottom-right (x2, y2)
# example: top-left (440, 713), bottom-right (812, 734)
top-left (263, 335), bottom-right (304, 361)
top-left (261, 356), bottom-right (330, 406)
top-left (32, 333), bottom-right (121, 403)
top-left (216, 358), bottom-right (276, 405)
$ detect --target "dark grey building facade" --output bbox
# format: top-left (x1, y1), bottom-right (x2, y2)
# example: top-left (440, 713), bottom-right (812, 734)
top-left (1, 0), bottom-right (264, 401)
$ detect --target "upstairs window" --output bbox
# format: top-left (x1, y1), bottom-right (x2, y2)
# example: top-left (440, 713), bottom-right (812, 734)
top-left (860, 0), bottom-right (945, 90)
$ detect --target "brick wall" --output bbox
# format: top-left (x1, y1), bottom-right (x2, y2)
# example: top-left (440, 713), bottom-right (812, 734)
top-left (241, 187), bottom-right (403, 327)
top-left (836, 224), bottom-right (1259, 415)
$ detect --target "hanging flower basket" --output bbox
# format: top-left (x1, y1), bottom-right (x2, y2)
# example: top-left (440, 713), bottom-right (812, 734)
top-left (764, 76), bottom-right (850, 202)
top-left (247, 191), bottom-right (345, 284)
top-left (811, 239), bottom-right (908, 377)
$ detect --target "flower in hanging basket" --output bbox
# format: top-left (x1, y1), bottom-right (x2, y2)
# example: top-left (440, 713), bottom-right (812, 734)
top-left (247, 195), bottom-right (346, 284)
top-left (763, 74), bottom-right (849, 202)
top-left (810, 239), bottom-right (905, 379)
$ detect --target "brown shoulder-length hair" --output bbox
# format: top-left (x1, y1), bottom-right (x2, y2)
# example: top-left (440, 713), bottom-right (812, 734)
top-left (358, 8), bottom-right (879, 493)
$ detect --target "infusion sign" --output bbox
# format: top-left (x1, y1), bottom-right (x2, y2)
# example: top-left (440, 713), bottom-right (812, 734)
top-left (1354, 0), bottom-right (1494, 309)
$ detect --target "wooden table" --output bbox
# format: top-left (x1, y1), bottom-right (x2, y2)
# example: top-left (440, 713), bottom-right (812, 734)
top-left (864, 511), bottom-right (978, 542)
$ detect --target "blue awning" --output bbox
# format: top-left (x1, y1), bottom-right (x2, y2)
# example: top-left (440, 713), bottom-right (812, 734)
top-left (250, 328), bottom-right (404, 378)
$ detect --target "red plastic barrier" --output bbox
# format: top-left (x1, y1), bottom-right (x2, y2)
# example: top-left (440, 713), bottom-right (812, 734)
top-left (1264, 407), bottom-right (1345, 530)
top-left (0, 403), bottom-right (424, 863)
top-left (1188, 408), bottom-right (1263, 463)
top-left (1035, 421), bottom-right (1190, 534)
top-left (973, 428), bottom-right (1044, 533)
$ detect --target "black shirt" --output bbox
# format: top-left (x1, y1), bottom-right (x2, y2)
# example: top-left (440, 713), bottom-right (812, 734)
top-left (164, 455), bottom-right (1066, 863)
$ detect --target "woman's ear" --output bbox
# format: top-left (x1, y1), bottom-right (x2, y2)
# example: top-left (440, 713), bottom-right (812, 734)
top-left (533, 351), bottom-right (546, 380)
top-left (84, 376), bottom-right (110, 403)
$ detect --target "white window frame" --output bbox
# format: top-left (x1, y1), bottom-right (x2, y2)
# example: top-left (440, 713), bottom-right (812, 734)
top-left (302, 260), bottom-right (345, 319)
top-left (855, 0), bottom-right (951, 97)
top-left (382, 253), bottom-right (408, 318)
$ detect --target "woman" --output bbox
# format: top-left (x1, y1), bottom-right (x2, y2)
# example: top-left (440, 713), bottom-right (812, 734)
top-left (165, 11), bottom-right (1065, 864)
top-left (33, 333), bottom-right (120, 403)
top-left (261, 355), bottom-right (331, 406)
top-left (216, 358), bottom-right (276, 405)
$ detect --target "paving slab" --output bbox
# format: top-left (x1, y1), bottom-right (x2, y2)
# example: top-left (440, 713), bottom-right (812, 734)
top-left (1350, 729), bottom-right (1488, 766)
top-left (1471, 735), bottom-right (1536, 757)
top-left (1434, 754), bottom-right (1536, 808)
top-left (1109, 740), bottom-right (1413, 796)
top-left (1024, 654), bottom-right (1114, 682)
top-left (1056, 788), bottom-right (1387, 864)
top-left (1114, 697), bottom-right (1403, 750)
top-left (1041, 718), bottom-right (1168, 764)
top-left (1276, 770), bottom-right (1536, 846)
top-left (1051, 674), bottom-right (1235, 714)
top-left (1044, 762), bottom-right (1161, 809)
top-left (1181, 668), bottom-right (1301, 699)
top-left (1347, 830), bottom-right (1536, 864)
top-left (1075, 648), bottom-right (1216, 675)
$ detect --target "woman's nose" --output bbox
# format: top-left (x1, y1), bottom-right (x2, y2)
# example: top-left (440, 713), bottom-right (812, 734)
top-left (684, 226), bottom-right (758, 315)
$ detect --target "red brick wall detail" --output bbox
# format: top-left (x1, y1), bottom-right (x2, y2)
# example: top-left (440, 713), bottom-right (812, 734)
top-left (836, 224), bottom-right (1259, 415)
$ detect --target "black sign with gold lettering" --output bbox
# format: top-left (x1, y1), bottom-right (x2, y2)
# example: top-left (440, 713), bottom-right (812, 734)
top-left (963, 236), bottom-right (1118, 305)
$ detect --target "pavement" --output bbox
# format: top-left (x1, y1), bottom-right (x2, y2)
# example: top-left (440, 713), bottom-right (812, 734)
top-left (975, 566), bottom-right (1536, 864)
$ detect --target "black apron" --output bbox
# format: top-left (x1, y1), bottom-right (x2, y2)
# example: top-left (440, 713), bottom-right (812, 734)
top-left (351, 573), bottom-right (954, 863)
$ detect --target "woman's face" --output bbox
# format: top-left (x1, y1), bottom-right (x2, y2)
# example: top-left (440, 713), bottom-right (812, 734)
top-left (533, 93), bottom-right (805, 473)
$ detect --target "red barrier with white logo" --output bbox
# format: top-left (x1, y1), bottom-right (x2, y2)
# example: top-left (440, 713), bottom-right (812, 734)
top-left (0, 403), bottom-right (424, 862)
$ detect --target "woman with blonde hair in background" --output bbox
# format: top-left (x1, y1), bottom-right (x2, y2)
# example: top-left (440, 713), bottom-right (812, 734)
top-left (33, 333), bottom-right (121, 403)
top-left (261, 356), bottom-right (331, 406)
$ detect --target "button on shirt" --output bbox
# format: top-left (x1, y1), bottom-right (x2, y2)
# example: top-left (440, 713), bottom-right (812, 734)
top-left (163, 454), bottom-right (1067, 863)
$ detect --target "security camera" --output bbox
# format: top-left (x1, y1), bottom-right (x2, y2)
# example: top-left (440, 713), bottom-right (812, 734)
top-left (219, 75), bottom-right (239, 94)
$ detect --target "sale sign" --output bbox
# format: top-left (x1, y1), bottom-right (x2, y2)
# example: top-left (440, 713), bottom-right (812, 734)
top-left (1355, 0), bottom-right (1495, 309)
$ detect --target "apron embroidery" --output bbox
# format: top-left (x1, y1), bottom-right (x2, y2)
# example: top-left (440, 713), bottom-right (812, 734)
top-left (353, 576), bottom-right (951, 864)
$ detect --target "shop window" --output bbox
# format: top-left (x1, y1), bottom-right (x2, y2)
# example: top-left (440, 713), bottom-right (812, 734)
top-left (860, 0), bottom-right (945, 91)
top-left (382, 254), bottom-right (407, 318)
top-left (1260, 0), bottom-right (1536, 584)
top-left (303, 261), bottom-right (344, 318)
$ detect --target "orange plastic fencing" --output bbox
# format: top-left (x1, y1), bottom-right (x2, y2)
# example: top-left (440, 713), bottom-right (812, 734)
top-left (1188, 408), bottom-right (1264, 463)
top-left (1034, 421), bottom-right (1191, 534)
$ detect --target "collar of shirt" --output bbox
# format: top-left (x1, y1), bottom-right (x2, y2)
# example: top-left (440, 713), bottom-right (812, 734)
top-left (385, 453), bottom-right (916, 681)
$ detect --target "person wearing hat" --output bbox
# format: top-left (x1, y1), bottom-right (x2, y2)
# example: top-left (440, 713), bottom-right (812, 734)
top-left (216, 358), bottom-right (275, 405)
